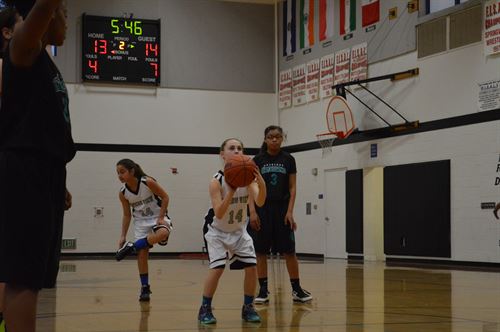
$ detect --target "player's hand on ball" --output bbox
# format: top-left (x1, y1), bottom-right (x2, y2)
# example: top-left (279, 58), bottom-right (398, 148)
top-left (285, 212), bottom-right (297, 231)
top-left (249, 213), bottom-right (261, 231)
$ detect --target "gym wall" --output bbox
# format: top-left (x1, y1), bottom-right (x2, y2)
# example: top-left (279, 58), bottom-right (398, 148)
top-left (60, 1), bottom-right (277, 253)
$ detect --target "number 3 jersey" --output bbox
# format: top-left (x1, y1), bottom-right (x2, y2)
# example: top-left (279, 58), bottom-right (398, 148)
top-left (253, 150), bottom-right (296, 201)
top-left (121, 176), bottom-right (163, 221)
top-left (205, 171), bottom-right (249, 233)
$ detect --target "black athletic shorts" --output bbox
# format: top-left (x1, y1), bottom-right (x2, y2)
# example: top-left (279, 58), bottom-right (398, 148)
top-left (248, 200), bottom-right (296, 255)
top-left (0, 151), bottom-right (66, 290)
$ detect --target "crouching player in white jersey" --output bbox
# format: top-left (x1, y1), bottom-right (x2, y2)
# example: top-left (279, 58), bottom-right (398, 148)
top-left (115, 159), bottom-right (173, 301)
top-left (198, 138), bottom-right (266, 325)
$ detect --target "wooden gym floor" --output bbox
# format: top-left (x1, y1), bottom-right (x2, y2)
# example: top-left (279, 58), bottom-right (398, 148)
top-left (35, 258), bottom-right (500, 331)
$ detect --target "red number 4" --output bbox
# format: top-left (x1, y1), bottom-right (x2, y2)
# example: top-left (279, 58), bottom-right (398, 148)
top-left (88, 60), bottom-right (98, 74)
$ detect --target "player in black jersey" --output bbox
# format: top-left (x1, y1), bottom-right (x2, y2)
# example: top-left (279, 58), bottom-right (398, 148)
top-left (0, 7), bottom-right (22, 331)
top-left (248, 125), bottom-right (312, 304)
top-left (0, 1), bottom-right (75, 331)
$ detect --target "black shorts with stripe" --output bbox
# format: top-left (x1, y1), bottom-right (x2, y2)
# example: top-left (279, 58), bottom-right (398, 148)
top-left (0, 151), bottom-right (66, 290)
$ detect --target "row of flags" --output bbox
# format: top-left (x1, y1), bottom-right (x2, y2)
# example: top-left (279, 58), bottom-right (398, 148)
top-left (284, 0), bottom-right (380, 56)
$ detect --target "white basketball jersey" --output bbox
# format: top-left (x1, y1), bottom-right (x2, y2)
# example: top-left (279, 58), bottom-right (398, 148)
top-left (206, 171), bottom-right (249, 233)
top-left (121, 177), bottom-right (163, 221)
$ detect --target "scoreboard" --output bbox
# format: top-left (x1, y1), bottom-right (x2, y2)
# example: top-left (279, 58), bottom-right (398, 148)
top-left (82, 14), bottom-right (161, 85)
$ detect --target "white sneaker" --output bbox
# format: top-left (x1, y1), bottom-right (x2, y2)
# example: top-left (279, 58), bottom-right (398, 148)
top-left (254, 289), bottom-right (269, 304)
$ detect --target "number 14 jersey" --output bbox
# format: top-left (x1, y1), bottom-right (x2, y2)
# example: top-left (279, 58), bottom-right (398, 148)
top-left (206, 171), bottom-right (249, 233)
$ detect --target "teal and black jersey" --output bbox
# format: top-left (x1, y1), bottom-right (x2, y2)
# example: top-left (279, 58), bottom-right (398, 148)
top-left (253, 151), bottom-right (296, 201)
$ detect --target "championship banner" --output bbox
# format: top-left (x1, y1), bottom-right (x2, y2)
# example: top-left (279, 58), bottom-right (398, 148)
top-left (320, 53), bottom-right (335, 98)
top-left (279, 69), bottom-right (293, 109)
top-left (306, 59), bottom-right (320, 102)
top-left (293, 64), bottom-right (307, 105)
top-left (334, 48), bottom-right (351, 86)
top-left (350, 42), bottom-right (368, 82)
top-left (484, 0), bottom-right (500, 56)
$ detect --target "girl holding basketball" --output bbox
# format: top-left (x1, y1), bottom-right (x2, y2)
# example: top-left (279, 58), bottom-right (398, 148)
top-left (115, 159), bottom-right (173, 302)
top-left (248, 125), bottom-right (313, 304)
top-left (198, 138), bottom-right (266, 325)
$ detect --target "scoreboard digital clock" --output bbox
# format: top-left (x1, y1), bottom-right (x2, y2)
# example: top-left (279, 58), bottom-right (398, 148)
top-left (82, 14), bottom-right (161, 85)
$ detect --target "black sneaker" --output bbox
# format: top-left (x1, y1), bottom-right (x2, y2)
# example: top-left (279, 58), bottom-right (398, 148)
top-left (139, 284), bottom-right (151, 302)
top-left (254, 288), bottom-right (269, 304)
top-left (116, 242), bottom-right (135, 261)
top-left (292, 288), bottom-right (313, 303)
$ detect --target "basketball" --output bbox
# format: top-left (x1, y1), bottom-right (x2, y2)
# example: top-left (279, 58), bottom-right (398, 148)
top-left (224, 154), bottom-right (257, 188)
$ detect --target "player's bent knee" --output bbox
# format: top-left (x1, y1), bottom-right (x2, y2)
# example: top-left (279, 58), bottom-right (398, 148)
top-left (152, 224), bottom-right (171, 245)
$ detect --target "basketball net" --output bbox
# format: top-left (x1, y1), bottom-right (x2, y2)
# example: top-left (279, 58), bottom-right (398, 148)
top-left (316, 132), bottom-right (337, 158)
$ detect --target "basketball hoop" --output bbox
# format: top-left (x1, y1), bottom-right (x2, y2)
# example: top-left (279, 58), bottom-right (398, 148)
top-left (315, 95), bottom-right (356, 158)
top-left (325, 96), bottom-right (355, 139)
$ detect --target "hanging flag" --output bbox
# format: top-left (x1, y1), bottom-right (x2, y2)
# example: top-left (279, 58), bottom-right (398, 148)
top-left (300, 0), bottom-right (315, 49)
top-left (340, 0), bottom-right (356, 36)
top-left (283, 0), bottom-right (297, 56)
top-left (362, 0), bottom-right (379, 27)
top-left (319, 0), bottom-right (334, 41)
